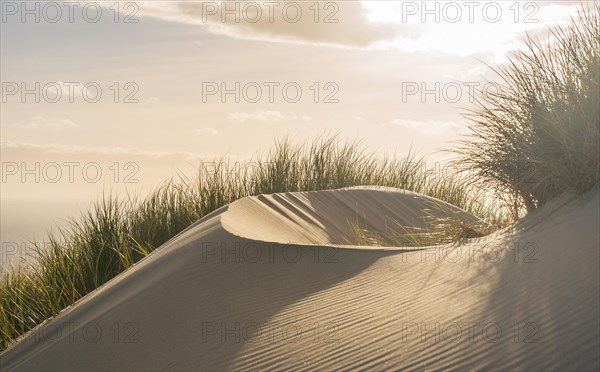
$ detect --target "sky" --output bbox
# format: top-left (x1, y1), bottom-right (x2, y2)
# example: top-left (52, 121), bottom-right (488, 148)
top-left (0, 0), bottom-right (590, 253)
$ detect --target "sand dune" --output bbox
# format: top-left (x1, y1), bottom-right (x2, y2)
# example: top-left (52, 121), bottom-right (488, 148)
top-left (1, 187), bottom-right (598, 371)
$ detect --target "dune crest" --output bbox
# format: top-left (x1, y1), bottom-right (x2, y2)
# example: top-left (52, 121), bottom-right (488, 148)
top-left (2, 187), bottom-right (598, 371)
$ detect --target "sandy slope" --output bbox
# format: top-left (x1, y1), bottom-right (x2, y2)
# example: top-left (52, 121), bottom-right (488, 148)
top-left (1, 187), bottom-right (598, 371)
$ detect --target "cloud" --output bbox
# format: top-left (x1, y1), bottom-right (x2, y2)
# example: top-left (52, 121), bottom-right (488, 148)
top-left (0, 140), bottom-right (226, 161)
top-left (130, 1), bottom-right (582, 59)
top-left (11, 116), bottom-right (77, 130)
top-left (135, 1), bottom-right (395, 48)
top-left (229, 110), bottom-right (311, 123)
top-left (196, 127), bottom-right (219, 135)
top-left (391, 119), bottom-right (465, 136)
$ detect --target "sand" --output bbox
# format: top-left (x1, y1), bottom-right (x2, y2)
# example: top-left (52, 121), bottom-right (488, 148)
top-left (1, 186), bottom-right (598, 371)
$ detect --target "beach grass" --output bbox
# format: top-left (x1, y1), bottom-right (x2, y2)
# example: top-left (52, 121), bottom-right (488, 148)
top-left (455, 2), bottom-right (600, 212)
top-left (346, 200), bottom-right (493, 248)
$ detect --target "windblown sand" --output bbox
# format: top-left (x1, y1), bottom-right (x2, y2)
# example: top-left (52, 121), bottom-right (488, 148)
top-left (2, 187), bottom-right (598, 371)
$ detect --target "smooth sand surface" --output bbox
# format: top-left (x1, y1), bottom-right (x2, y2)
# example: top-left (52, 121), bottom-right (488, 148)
top-left (1, 187), bottom-right (598, 371)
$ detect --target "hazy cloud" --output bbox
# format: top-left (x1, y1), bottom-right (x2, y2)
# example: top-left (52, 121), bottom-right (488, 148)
top-left (10, 116), bottom-right (78, 130)
top-left (0, 141), bottom-right (222, 161)
top-left (230, 110), bottom-right (311, 123)
top-left (196, 127), bottom-right (219, 135)
top-left (390, 119), bottom-right (465, 135)
top-left (136, 1), bottom-right (397, 48)
top-left (132, 0), bottom-right (581, 58)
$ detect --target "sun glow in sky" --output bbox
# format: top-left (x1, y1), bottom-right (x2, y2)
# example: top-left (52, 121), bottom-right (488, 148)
top-left (0, 0), bottom-right (590, 241)
top-left (362, 1), bottom-right (580, 59)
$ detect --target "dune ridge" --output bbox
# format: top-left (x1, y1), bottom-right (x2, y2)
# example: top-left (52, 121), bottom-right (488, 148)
top-left (1, 187), bottom-right (598, 371)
